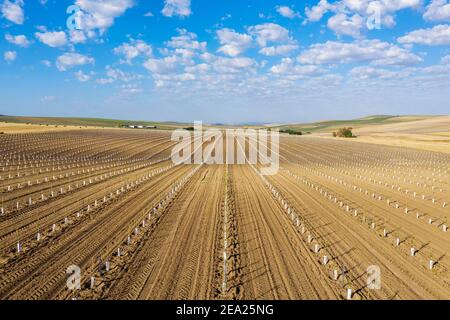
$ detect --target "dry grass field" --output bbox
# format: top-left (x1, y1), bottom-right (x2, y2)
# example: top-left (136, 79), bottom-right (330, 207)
top-left (0, 122), bottom-right (90, 134)
top-left (0, 128), bottom-right (449, 300)
top-left (350, 116), bottom-right (450, 154)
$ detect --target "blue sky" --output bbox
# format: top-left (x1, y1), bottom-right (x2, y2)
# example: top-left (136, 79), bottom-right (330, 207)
top-left (1, 0), bottom-right (450, 123)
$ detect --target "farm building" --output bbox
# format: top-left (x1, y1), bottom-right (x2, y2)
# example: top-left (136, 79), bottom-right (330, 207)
top-left (121, 124), bottom-right (157, 129)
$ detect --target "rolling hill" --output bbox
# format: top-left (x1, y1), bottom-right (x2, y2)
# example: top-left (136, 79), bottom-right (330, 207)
top-left (272, 115), bottom-right (439, 133)
top-left (0, 115), bottom-right (188, 130)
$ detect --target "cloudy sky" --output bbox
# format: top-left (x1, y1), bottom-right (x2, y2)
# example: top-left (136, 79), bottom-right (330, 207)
top-left (1, 0), bottom-right (449, 123)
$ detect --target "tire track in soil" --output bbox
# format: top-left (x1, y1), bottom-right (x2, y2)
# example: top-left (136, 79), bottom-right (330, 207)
top-left (0, 165), bottom-right (192, 299)
top-left (213, 165), bottom-right (243, 300)
top-left (0, 160), bottom-right (172, 253)
top-left (269, 170), bottom-right (400, 299)
top-left (232, 165), bottom-right (340, 300)
top-left (279, 166), bottom-right (449, 299)
top-left (105, 165), bottom-right (224, 300)
top-left (294, 166), bottom-right (450, 274)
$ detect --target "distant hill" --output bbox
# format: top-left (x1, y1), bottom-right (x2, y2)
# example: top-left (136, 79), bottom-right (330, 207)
top-left (355, 115), bottom-right (450, 135)
top-left (0, 115), bottom-right (189, 130)
top-left (271, 115), bottom-right (440, 133)
top-left (1, 114), bottom-right (446, 133)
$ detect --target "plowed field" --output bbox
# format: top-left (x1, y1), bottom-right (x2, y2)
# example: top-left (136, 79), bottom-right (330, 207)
top-left (0, 130), bottom-right (448, 300)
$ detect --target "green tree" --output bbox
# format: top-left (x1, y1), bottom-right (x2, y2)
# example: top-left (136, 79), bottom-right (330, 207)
top-left (333, 127), bottom-right (354, 138)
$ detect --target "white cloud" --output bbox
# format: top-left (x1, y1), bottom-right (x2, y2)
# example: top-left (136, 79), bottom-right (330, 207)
top-left (166, 29), bottom-right (207, 51)
top-left (143, 49), bottom-right (258, 92)
top-left (304, 0), bottom-right (421, 34)
top-left (69, 30), bottom-right (87, 44)
top-left (247, 23), bottom-right (298, 56)
top-left (75, 0), bottom-right (135, 33)
top-left (184, 63), bottom-right (210, 74)
top-left (74, 70), bottom-right (91, 82)
top-left (41, 60), bottom-right (52, 67)
top-left (424, 0), bottom-right (450, 22)
top-left (341, 0), bottom-right (422, 17)
top-left (207, 56), bottom-right (257, 74)
top-left (35, 25), bottom-right (47, 32)
top-left (216, 28), bottom-right (252, 56)
top-left (221, 13), bottom-right (232, 21)
top-left (376, 0), bottom-right (421, 11)
top-left (104, 66), bottom-right (141, 82)
top-left (114, 39), bottom-right (152, 64)
top-left (4, 50), bottom-right (16, 62)
top-left (398, 24), bottom-right (450, 45)
top-left (276, 6), bottom-right (299, 19)
top-left (144, 11), bottom-right (153, 17)
top-left (162, 0), bottom-right (191, 17)
top-left (327, 13), bottom-right (364, 38)
top-left (5, 34), bottom-right (30, 47)
top-left (298, 40), bottom-right (422, 65)
top-left (150, 71), bottom-right (197, 88)
top-left (259, 44), bottom-right (299, 56)
top-left (305, 0), bottom-right (334, 22)
top-left (96, 78), bottom-right (114, 84)
top-left (35, 31), bottom-right (68, 48)
top-left (152, 30), bottom-right (206, 70)
top-left (248, 23), bottom-right (291, 47)
top-left (421, 64), bottom-right (450, 77)
top-left (172, 48), bottom-right (197, 62)
top-left (349, 66), bottom-right (410, 80)
top-left (270, 58), bottom-right (325, 76)
top-left (144, 56), bottom-right (179, 74)
top-left (56, 52), bottom-right (94, 71)
top-left (120, 83), bottom-right (142, 94)
top-left (442, 54), bottom-right (450, 64)
top-left (1, 0), bottom-right (24, 24)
